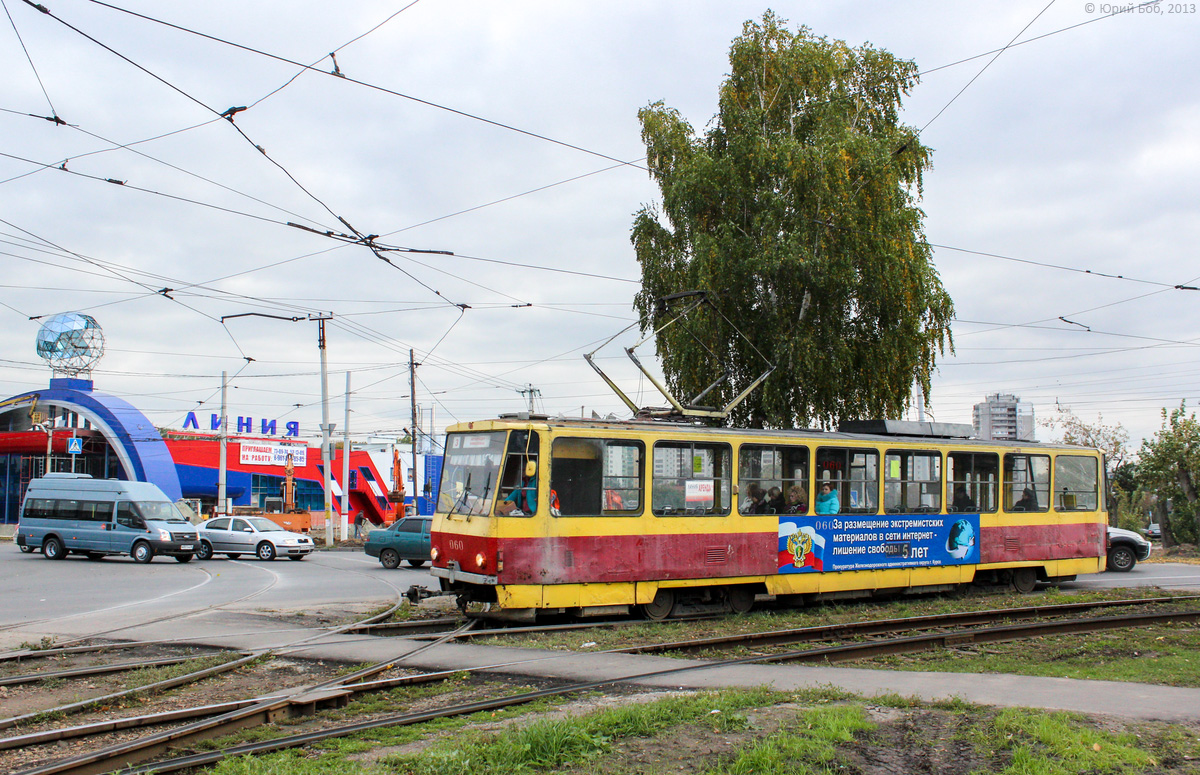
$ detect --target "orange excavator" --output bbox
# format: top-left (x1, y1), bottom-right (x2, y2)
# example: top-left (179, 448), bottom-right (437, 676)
top-left (282, 453), bottom-right (297, 512)
top-left (388, 449), bottom-right (407, 517)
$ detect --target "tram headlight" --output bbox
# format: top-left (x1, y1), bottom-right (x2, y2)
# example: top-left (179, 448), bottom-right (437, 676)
top-left (475, 552), bottom-right (486, 569)
top-left (430, 546), bottom-right (439, 561)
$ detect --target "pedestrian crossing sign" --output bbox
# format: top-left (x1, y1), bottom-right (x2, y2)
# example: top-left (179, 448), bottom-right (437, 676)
top-left (67, 437), bottom-right (82, 455)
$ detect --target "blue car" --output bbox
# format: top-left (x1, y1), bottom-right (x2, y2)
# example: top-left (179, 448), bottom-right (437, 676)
top-left (364, 517), bottom-right (431, 569)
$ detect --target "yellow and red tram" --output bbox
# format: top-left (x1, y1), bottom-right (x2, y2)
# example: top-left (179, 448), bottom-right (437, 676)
top-left (429, 416), bottom-right (1107, 620)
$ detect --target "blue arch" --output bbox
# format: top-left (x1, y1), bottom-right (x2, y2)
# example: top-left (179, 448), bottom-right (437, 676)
top-left (8, 378), bottom-right (182, 500)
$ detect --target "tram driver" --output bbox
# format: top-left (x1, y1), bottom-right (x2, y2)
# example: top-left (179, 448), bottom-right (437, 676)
top-left (497, 460), bottom-right (538, 515)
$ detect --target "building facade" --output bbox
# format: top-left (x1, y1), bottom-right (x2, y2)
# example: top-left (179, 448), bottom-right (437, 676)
top-left (0, 377), bottom-right (420, 526)
top-left (973, 393), bottom-right (1036, 442)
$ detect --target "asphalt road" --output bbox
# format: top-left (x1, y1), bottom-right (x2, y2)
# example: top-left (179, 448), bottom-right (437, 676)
top-left (1, 543), bottom-right (1195, 651)
top-left (0, 546), bottom-right (428, 649)
top-left (1062, 561), bottom-right (1200, 591)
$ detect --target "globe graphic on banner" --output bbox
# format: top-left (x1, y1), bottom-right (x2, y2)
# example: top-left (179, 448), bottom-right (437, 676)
top-left (35, 312), bottom-right (106, 376)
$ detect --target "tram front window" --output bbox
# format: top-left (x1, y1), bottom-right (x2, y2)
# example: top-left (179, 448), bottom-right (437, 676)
top-left (440, 431), bottom-right (507, 516)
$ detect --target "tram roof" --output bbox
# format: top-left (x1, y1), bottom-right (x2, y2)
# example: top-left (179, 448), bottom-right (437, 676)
top-left (448, 414), bottom-right (1098, 452)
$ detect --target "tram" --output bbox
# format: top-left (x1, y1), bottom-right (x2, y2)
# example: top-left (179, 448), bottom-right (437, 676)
top-left (428, 415), bottom-right (1107, 620)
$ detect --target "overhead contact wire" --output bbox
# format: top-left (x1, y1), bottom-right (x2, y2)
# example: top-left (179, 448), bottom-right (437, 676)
top-left (79, 0), bottom-right (645, 170)
top-left (2, 0), bottom-right (58, 118)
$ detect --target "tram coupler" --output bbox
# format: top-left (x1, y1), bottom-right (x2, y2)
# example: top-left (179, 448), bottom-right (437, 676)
top-left (404, 584), bottom-right (453, 604)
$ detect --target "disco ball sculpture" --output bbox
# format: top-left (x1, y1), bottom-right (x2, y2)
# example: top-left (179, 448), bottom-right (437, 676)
top-left (35, 312), bottom-right (106, 376)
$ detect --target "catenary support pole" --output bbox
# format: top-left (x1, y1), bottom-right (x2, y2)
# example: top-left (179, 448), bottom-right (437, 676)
top-left (341, 371), bottom-right (351, 541)
top-left (218, 371), bottom-right (227, 515)
top-left (318, 317), bottom-right (334, 547)
top-left (410, 349), bottom-right (418, 515)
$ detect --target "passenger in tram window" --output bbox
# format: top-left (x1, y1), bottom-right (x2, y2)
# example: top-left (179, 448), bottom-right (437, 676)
top-left (766, 486), bottom-right (785, 514)
top-left (740, 483), bottom-right (766, 514)
top-left (815, 482), bottom-right (840, 515)
top-left (784, 485), bottom-right (808, 515)
top-left (951, 484), bottom-right (976, 513)
top-left (1013, 486), bottom-right (1037, 512)
top-left (498, 460), bottom-right (538, 515)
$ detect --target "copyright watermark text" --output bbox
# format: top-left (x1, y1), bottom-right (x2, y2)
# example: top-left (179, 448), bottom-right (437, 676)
top-left (1084, 1), bottom-right (1196, 13)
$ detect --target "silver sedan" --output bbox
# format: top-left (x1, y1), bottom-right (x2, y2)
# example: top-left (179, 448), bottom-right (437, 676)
top-left (195, 516), bottom-right (314, 561)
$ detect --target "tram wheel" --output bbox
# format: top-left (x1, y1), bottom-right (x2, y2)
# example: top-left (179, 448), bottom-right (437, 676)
top-left (726, 586), bottom-right (755, 615)
top-left (1011, 567), bottom-right (1038, 594)
top-left (641, 589), bottom-right (675, 620)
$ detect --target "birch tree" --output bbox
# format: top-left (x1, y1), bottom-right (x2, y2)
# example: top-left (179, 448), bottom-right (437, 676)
top-left (631, 12), bottom-right (953, 428)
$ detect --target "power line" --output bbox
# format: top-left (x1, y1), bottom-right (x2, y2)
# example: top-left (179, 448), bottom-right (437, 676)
top-left (25, 0), bottom-right (353, 228)
top-left (0, 149), bottom-right (301, 228)
top-left (2, 0), bottom-right (58, 118)
top-left (918, 0), bottom-right (1058, 135)
top-left (78, 0), bottom-right (647, 170)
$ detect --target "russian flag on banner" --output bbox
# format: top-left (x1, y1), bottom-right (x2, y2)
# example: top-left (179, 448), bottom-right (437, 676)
top-left (778, 521), bottom-right (824, 573)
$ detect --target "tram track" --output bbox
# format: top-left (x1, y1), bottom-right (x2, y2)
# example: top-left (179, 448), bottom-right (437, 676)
top-left (614, 594), bottom-right (1200, 655)
top-left (6, 619), bottom-right (477, 775)
top-left (7, 594), bottom-right (1197, 775)
top-left (0, 567), bottom-right (448, 775)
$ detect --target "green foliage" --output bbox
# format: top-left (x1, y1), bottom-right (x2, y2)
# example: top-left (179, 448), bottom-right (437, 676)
top-left (709, 706), bottom-right (875, 774)
top-left (18, 636), bottom-right (56, 651)
top-left (210, 750), bottom-right (371, 775)
top-left (863, 622), bottom-right (1200, 687)
top-left (388, 688), bottom-right (783, 774)
top-left (967, 708), bottom-right (1154, 774)
top-left (1137, 403), bottom-right (1200, 544)
top-left (631, 11), bottom-right (953, 428)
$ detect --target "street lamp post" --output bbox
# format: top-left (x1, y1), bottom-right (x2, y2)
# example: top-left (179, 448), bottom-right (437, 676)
top-left (316, 315), bottom-right (334, 548)
top-left (220, 311), bottom-right (335, 546)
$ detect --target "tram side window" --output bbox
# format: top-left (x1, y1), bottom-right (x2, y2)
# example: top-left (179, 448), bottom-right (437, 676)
top-left (652, 441), bottom-right (732, 516)
top-left (1054, 455), bottom-right (1099, 511)
top-left (1004, 453), bottom-right (1050, 512)
top-left (549, 438), bottom-right (643, 517)
top-left (946, 452), bottom-right (998, 513)
top-left (815, 447), bottom-right (879, 514)
top-left (497, 431), bottom-right (541, 517)
top-left (883, 450), bottom-right (941, 513)
top-left (738, 444), bottom-right (809, 514)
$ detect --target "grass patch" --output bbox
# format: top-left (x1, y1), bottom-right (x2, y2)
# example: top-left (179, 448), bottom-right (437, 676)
top-left (857, 623), bottom-right (1200, 687)
top-left (171, 687), bottom-right (1199, 775)
top-left (384, 687), bottom-right (784, 774)
top-left (211, 749), bottom-right (375, 774)
top-left (125, 652), bottom-right (251, 690)
top-left (709, 705), bottom-right (874, 774)
top-left (966, 707), bottom-right (1157, 774)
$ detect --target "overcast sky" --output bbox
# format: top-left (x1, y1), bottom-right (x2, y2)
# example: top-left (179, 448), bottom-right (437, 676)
top-left (2, 0), bottom-right (1197, 451)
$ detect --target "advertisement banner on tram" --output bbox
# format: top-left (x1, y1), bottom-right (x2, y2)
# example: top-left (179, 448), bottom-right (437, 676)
top-left (777, 513), bottom-right (980, 573)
